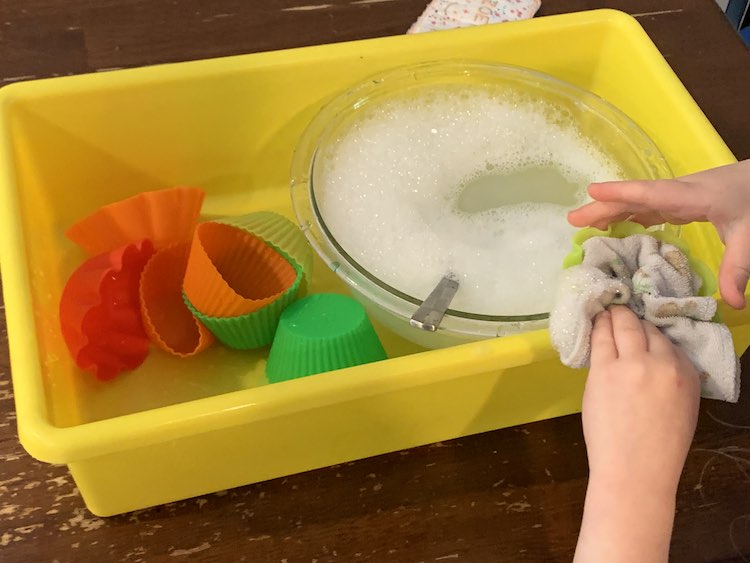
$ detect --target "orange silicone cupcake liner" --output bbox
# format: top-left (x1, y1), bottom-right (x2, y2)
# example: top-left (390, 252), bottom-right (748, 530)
top-left (66, 186), bottom-right (205, 255)
top-left (139, 243), bottom-right (214, 357)
top-left (183, 222), bottom-right (298, 318)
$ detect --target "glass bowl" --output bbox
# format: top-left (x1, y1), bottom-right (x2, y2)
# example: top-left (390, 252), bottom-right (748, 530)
top-left (291, 61), bottom-right (672, 349)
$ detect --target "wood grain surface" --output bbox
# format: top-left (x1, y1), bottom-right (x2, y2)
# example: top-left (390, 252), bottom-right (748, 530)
top-left (2, 1), bottom-right (750, 561)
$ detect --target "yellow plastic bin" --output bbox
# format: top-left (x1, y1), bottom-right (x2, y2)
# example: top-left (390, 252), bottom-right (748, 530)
top-left (1, 9), bottom-right (748, 516)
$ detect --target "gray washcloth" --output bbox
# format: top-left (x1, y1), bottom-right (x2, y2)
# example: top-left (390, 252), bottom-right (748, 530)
top-left (549, 234), bottom-right (740, 403)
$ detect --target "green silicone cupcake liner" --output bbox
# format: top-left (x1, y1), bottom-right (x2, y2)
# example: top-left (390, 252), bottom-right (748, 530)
top-left (563, 221), bottom-right (717, 298)
top-left (217, 211), bottom-right (313, 283)
top-left (182, 259), bottom-right (303, 350)
top-left (265, 293), bottom-right (387, 383)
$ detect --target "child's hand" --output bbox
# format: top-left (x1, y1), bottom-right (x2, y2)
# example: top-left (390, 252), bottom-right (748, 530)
top-left (583, 306), bottom-right (700, 492)
top-left (567, 159), bottom-right (750, 308)
top-left (574, 306), bottom-right (700, 563)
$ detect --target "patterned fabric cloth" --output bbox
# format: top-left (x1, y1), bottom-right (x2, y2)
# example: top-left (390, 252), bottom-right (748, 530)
top-left (408, 0), bottom-right (541, 33)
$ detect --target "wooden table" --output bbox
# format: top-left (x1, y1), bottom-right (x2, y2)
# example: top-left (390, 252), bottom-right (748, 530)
top-left (2, 1), bottom-right (750, 561)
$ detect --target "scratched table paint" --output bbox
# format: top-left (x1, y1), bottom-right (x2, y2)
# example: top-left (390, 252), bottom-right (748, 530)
top-left (2, 1), bottom-right (750, 561)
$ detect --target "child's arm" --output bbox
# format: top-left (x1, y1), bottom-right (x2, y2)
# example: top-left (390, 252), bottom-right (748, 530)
top-left (568, 159), bottom-right (750, 309)
top-left (574, 306), bottom-right (700, 563)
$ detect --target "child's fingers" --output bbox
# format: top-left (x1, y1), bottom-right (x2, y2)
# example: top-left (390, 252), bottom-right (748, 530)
top-left (590, 309), bottom-right (617, 364)
top-left (610, 305), bottom-right (648, 356)
top-left (567, 201), bottom-right (630, 228)
top-left (626, 211), bottom-right (674, 228)
top-left (641, 320), bottom-right (677, 357)
top-left (718, 226), bottom-right (750, 309)
top-left (567, 202), bottom-right (672, 230)
top-left (587, 180), bottom-right (706, 219)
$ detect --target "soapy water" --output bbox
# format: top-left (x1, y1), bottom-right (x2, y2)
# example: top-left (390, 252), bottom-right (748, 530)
top-left (315, 86), bottom-right (623, 316)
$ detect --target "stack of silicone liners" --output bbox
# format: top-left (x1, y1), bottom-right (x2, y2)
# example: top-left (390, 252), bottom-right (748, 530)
top-left (217, 211), bottom-right (313, 292)
top-left (60, 187), bottom-right (211, 380)
top-left (182, 212), bottom-right (312, 350)
top-left (265, 293), bottom-right (387, 383)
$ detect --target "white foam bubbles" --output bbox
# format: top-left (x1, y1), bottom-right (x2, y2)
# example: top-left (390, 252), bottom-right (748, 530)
top-left (315, 85), bottom-right (622, 316)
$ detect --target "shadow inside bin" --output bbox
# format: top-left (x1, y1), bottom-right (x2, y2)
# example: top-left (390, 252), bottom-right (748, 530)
top-left (193, 100), bottom-right (331, 220)
top-left (9, 105), bottom-right (168, 228)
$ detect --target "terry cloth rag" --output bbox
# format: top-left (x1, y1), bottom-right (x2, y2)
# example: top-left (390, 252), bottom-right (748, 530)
top-left (549, 234), bottom-right (740, 403)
